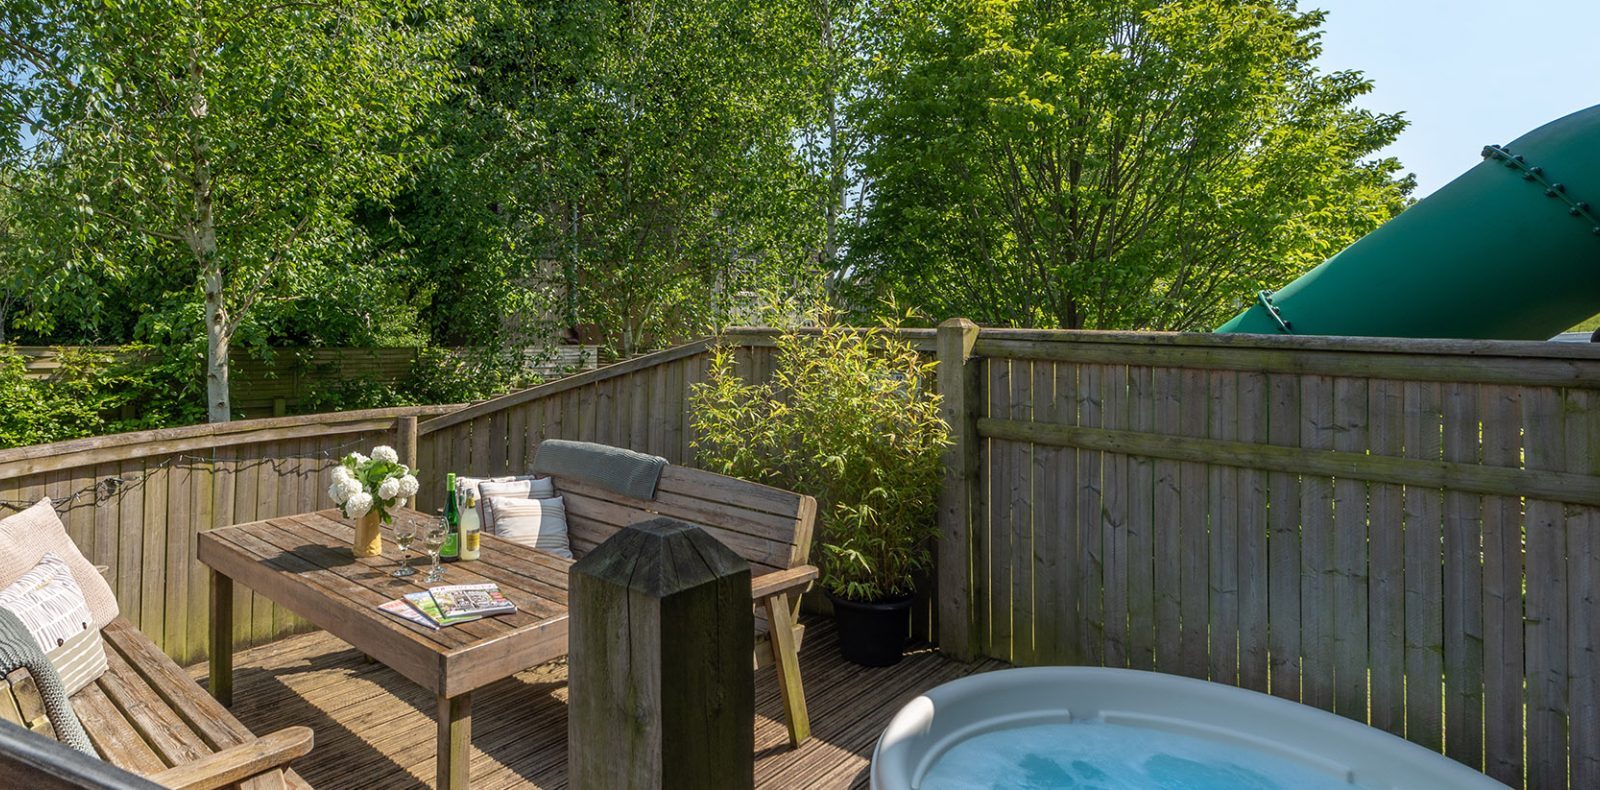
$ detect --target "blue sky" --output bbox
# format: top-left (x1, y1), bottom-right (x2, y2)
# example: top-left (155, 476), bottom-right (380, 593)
top-left (1314, 1), bottom-right (1600, 197)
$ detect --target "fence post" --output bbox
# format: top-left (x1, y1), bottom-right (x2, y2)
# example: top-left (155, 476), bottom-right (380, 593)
top-left (936, 318), bottom-right (982, 661)
top-left (395, 415), bottom-right (419, 470)
top-left (569, 518), bottom-right (753, 790)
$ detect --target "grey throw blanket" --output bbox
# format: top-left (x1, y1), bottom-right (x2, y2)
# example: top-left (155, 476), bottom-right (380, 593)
top-left (533, 440), bottom-right (668, 500)
top-left (0, 607), bottom-right (95, 755)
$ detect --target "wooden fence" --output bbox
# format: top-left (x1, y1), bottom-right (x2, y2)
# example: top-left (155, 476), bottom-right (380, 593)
top-left (0, 406), bottom-right (457, 666)
top-left (2, 322), bottom-right (1593, 786)
top-left (933, 323), bottom-right (1600, 789)
top-left (11, 344), bottom-right (599, 418)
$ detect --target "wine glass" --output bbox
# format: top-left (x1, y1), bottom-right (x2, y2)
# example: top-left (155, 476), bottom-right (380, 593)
top-left (392, 516), bottom-right (420, 578)
top-left (422, 520), bottom-right (447, 583)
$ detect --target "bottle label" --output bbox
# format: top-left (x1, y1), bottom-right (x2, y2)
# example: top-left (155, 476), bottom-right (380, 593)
top-left (465, 532), bottom-right (480, 552)
top-left (442, 533), bottom-right (459, 558)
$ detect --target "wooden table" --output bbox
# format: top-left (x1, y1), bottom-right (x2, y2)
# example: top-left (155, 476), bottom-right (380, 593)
top-left (198, 508), bottom-right (573, 789)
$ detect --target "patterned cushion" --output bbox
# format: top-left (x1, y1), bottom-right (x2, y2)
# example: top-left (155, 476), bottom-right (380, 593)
top-left (489, 496), bottom-right (573, 559)
top-left (0, 499), bottom-right (118, 628)
top-left (0, 553), bottom-right (108, 695)
top-left (476, 477), bottom-right (556, 534)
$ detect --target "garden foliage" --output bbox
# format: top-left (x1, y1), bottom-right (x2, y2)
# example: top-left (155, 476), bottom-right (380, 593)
top-left (691, 309), bottom-right (949, 601)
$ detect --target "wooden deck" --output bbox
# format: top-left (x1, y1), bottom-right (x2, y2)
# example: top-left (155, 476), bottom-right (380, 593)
top-left (189, 618), bottom-right (1006, 788)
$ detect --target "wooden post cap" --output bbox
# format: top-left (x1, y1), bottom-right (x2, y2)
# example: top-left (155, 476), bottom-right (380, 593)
top-left (569, 518), bottom-right (755, 790)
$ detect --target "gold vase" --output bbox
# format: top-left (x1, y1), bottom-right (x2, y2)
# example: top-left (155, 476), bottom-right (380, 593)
top-left (353, 510), bottom-right (383, 557)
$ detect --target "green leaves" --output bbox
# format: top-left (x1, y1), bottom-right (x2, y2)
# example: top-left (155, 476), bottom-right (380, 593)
top-left (846, 0), bottom-right (1413, 331)
top-left (690, 305), bottom-right (949, 601)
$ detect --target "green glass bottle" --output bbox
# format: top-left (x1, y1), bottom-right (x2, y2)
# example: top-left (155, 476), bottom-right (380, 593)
top-left (441, 473), bottom-right (461, 562)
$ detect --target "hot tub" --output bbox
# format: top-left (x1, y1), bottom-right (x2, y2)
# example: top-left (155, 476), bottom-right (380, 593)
top-left (871, 667), bottom-right (1505, 790)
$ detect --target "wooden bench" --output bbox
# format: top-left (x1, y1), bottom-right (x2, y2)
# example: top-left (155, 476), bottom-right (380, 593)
top-left (1, 618), bottom-right (312, 789)
top-left (545, 458), bottom-right (819, 747)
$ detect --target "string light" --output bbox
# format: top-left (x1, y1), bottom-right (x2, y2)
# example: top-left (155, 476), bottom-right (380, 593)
top-left (0, 433), bottom-right (389, 513)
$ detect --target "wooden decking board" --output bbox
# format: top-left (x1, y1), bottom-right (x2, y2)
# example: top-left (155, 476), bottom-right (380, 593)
top-left (192, 618), bottom-right (1005, 789)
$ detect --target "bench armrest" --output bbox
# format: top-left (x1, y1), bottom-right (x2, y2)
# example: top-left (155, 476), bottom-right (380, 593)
top-left (147, 726), bottom-right (313, 790)
top-left (751, 565), bottom-right (819, 602)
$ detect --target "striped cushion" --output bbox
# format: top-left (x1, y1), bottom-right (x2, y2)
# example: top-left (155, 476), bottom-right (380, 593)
top-left (477, 477), bottom-right (556, 534)
top-left (490, 496), bottom-right (573, 559)
top-left (0, 498), bottom-right (119, 628)
top-left (0, 553), bottom-right (108, 695)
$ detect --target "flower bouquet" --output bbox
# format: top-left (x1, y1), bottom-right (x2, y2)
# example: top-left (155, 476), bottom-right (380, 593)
top-left (328, 445), bottom-right (420, 557)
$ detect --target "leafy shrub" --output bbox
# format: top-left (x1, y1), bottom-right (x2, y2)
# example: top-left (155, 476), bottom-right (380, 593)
top-left (690, 308), bottom-right (948, 601)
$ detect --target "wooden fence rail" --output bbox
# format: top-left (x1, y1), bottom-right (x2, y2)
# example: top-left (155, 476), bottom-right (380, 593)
top-left (0, 406), bottom-right (458, 665)
top-left (935, 322), bottom-right (1600, 789)
top-left (2, 322), bottom-right (1593, 787)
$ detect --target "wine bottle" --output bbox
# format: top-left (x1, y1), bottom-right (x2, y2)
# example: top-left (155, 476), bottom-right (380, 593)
top-left (441, 473), bottom-right (461, 562)
top-left (459, 491), bottom-right (482, 561)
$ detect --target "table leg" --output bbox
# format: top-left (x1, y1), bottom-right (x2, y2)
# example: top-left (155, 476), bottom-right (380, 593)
top-left (208, 569), bottom-right (233, 707)
top-left (437, 692), bottom-right (472, 789)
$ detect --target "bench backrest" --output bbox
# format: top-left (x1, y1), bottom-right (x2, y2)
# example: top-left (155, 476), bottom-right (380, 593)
top-left (550, 464), bottom-right (817, 575)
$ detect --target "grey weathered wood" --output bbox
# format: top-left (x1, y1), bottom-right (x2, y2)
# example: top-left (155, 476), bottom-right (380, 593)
top-left (1523, 387), bottom-right (1567, 788)
top-left (209, 570), bottom-right (233, 707)
top-left (934, 318), bottom-right (981, 661)
top-left (395, 415), bottom-right (419, 470)
top-left (569, 519), bottom-right (754, 790)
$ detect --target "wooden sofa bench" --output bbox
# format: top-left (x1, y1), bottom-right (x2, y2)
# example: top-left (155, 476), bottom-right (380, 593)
top-left (1, 617), bottom-right (312, 789)
top-left (544, 457), bottom-right (819, 747)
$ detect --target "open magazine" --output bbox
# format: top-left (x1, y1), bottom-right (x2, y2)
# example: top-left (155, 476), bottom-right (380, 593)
top-left (376, 583), bottom-right (517, 628)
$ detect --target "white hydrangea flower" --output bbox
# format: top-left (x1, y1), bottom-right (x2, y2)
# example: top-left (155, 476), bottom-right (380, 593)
top-left (377, 477), bottom-right (401, 500)
top-left (397, 474), bottom-right (420, 498)
top-left (344, 492), bottom-right (374, 519)
top-left (331, 476), bottom-right (363, 503)
top-left (372, 445), bottom-right (399, 464)
top-left (332, 465), bottom-right (355, 484)
top-left (350, 452), bottom-right (369, 466)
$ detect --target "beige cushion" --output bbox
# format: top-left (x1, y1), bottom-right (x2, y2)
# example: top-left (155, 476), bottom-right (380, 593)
top-left (490, 496), bottom-right (572, 559)
top-left (0, 553), bottom-right (109, 695)
top-left (477, 477), bottom-right (555, 534)
top-left (0, 499), bottom-right (118, 628)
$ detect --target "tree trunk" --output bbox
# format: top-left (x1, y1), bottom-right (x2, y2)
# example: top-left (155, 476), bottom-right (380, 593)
top-left (188, 13), bottom-right (229, 423)
top-left (203, 257), bottom-right (230, 422)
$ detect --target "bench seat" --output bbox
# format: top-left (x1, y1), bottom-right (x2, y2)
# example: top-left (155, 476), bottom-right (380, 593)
top-left (3, 617), bottom-right (311, 789)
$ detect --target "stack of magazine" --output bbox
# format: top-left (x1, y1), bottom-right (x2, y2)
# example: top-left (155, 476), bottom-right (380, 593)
top-left (378, 583), bottom-right (517, 629)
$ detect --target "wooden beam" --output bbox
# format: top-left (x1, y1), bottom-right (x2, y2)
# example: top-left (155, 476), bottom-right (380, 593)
top-left (972, 336), bottom-right (1600, 388)
top-left (977, 417), bottom-right (1600, 507)
top-left (935, 318), bottom-right (981, 661)
top-left (569, 519), bottom-right (754, 789)
top-left (418, 340), bottom-right (712, 435)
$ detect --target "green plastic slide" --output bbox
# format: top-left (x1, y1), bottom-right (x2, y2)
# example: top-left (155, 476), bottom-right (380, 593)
top-left (1217, 104), bottom-right (1600, 339)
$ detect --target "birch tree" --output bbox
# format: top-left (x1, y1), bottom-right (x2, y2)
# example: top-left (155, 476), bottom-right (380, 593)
top-left (0, 0), bottom-right (462, 420)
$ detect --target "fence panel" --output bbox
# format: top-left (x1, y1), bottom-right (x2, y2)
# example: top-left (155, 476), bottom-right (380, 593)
top-left (947, 328), bottom-right (1600, 787)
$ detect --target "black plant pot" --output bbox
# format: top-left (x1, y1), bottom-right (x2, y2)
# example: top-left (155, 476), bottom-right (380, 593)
top-left (828, 591), bottom-right (914, 667)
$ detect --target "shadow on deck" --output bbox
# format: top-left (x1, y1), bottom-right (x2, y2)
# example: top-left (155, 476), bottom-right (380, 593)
top-left (189, 619), bottom-right (1006, 788)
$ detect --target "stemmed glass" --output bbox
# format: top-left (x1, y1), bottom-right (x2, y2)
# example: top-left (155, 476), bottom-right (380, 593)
top-left (422, 519), bottom-right (447, 583)
top-left (391, 516), bottom-right (420, 578)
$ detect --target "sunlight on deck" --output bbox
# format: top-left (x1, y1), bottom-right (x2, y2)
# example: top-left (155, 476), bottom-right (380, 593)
top-left (189, 618), bottom-right (1004, 789)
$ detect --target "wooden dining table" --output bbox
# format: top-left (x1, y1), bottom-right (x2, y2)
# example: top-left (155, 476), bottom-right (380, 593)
top-left (198, 508), bottom-right (573, 789)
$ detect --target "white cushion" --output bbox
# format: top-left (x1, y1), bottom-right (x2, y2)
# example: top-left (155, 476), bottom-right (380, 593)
top-left (489, 496), bottom-right (573, 559)
top-left (477, 477), bottom-right (556, 534)
top-left (0, 553), bottom-right (109, 695)
top-left (0, 499), bottom-right (118, 628)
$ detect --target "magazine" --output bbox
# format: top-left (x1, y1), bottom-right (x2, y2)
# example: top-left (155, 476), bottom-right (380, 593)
top-left (402, 590), bottom-right (484, 627)
top-left (429, 583), bottom-right (517, 619)
top-left (377, 598), bottom-right (439, 630)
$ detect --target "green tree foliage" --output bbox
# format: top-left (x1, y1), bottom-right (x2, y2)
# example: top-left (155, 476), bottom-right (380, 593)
top-left (393, 0), bottom-right (827, 356)
top-left (0, 0), bottom-right (465, 420)
top-left (845, 0), bottom-right (1414, 330)
top-left (691, 307), bottom-right (948, 600)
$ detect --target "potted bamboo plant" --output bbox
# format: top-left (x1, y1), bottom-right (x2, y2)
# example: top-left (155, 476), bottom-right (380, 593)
top-left (692, 307), bottom-right (948, 666)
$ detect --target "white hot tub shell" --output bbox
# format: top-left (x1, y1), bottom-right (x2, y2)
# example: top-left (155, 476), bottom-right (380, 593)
top-left (871, 666), bottom-right (1507, 790)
